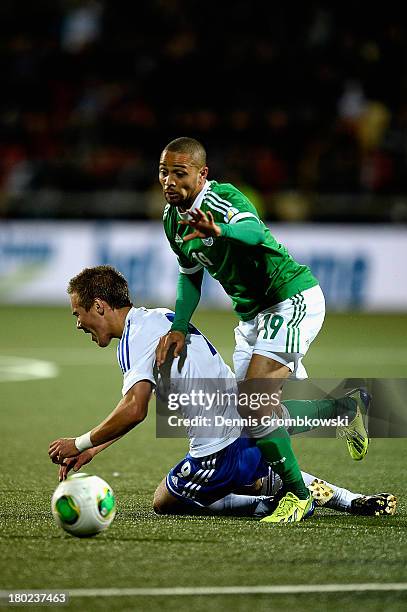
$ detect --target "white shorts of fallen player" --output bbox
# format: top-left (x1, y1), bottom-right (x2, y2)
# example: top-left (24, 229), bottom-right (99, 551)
top-left (233, 285), bottom-right (326, 381)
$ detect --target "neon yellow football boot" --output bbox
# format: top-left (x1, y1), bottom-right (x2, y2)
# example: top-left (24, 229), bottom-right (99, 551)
top-left (337, 388), bottom-right (370, 461)
top-left (260, 492), bottom-right (315, 524)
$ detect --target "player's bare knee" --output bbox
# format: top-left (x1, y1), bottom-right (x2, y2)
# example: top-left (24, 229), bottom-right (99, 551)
top-left (153, 499), bottom-right (174, 515)
top-left (153, 496), bottom-right (179, 515)
top-left (152, 491), bottom-right (171, 514)
top-left (152, 497), bottom-right (165, 514)
top-left (153, 479), bottom-right (179, 515)
top-left (153, 485), bottom-right (165, 514)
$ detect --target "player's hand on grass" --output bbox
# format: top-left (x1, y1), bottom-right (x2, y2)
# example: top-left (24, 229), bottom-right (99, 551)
top-left (156, 331), bottom-right (186, 366)
top-left (179, 209), bottom-right (221, 242)
top-left (48, 437), bottom-right (80, 464)
top-left (58, 450), bottom-right (95, 481)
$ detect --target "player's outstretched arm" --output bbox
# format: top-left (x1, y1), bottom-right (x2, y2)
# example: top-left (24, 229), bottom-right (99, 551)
top-left (48, 381), bottom-right (152, 463)
top-left (219, 216), bottom-right (265, 246)
top-left (181, 209), bottom-right (264, 246)
top-left (156, 269), bottom-right (203, 366)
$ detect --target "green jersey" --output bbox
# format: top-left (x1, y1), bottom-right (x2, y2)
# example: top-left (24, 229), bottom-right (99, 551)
top-left (163, 180), bottom-right (318, 323)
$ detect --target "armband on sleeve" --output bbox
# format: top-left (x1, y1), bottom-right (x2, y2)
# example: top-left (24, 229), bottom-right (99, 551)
top-left (218, 216), bottom-right (265, 246)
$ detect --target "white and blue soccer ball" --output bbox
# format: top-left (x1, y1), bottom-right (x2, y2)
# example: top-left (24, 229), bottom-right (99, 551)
top-left (51, 473), bottom-right (116, 538)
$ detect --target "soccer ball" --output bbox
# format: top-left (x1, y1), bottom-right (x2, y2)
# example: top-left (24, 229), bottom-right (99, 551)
top-left (51, 473), bottom-right (116, 538)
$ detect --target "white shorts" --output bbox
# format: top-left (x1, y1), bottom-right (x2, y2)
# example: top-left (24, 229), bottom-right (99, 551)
top-left (233, 285), bottom-right (325, 381)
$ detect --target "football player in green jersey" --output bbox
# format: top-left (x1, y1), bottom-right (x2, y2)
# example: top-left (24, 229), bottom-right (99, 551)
top-left (156, 137), bottom-right (369, 524)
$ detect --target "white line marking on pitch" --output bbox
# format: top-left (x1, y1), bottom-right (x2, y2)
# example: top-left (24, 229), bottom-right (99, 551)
top-left (65, 583), bottom-right (407, 597)
top-left (0, 356), bottom-right (58, 382)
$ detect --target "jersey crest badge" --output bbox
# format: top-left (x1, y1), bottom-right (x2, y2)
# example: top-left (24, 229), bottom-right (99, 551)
top-left (224, 207), bottom-right (239, 222)
top-left (175, 234), bottom-right (183, 246)
top-left (201, 237), bottom-right (214, 246)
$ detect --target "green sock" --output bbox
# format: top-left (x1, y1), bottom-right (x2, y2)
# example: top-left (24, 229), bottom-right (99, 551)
top-left (256, 427), bottom-right (309, 499)
top-left (283, 397), bottom-right (357, 435)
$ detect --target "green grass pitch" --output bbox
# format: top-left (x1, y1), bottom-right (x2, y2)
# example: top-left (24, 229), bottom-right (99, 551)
top-left (0, 307), bottom-right (407, 611)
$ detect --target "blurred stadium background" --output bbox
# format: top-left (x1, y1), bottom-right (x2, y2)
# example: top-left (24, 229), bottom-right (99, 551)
top-left (1, 2), bottom-right (407, 611)
top-left (0, 1), bottom-right (406, 310)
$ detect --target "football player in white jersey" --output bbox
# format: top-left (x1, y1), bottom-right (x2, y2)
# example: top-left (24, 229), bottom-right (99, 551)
top-left (48, 265), bottom-right (396, 520)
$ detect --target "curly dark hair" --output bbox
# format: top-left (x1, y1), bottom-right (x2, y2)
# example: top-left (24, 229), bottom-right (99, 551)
top-left (67, 265), bottom-right (132, 311)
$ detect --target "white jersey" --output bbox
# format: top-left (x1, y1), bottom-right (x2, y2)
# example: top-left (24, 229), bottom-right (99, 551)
top-left (118, 307), bottom-right (241, 457)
